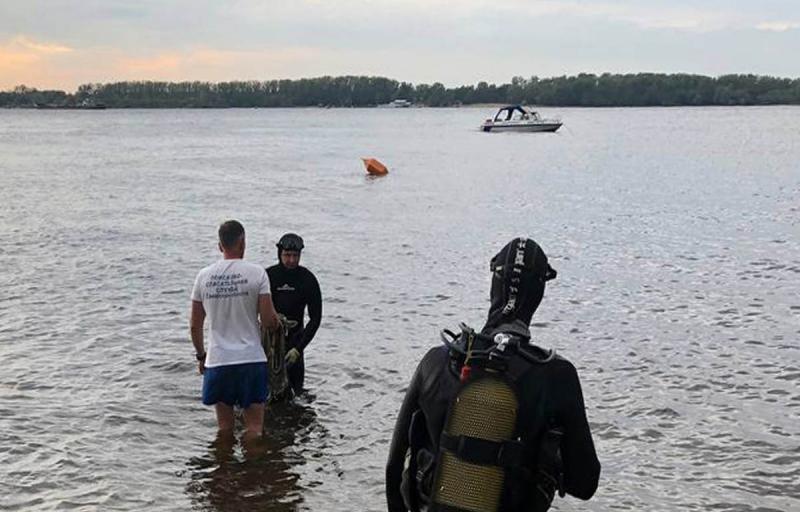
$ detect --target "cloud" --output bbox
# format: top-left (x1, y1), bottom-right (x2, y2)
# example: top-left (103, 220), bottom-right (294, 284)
top-left (0, 36), bottom-right (325, 90)
top-left (118, 53), bottom-right (181, 74)
top-left (320, 0), bottom-right (747, 32)
top-left (2, 2), bottom-right (800, 89)
top-left (13, 36), bottom-right (73, 53)
top-left (0, 36), bottom-right (75, 89)
top-left (756, 21), bottom-right (800, 32)
top-left (111, 47), bottom-right (322, 82)
top-left (0, 47), bottom-right (38, 66)
top-left (0, 35), bottom-right (73, 64)
top-left (496, 1), bottom-right (745, 32)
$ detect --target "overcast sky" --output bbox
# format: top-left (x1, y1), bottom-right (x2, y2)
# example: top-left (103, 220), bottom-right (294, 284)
top-left (1, 0), bottom-right (799, 91)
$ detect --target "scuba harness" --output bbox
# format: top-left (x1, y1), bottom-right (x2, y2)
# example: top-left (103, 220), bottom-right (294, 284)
top-left (404, 323), bottom-right (565, 512)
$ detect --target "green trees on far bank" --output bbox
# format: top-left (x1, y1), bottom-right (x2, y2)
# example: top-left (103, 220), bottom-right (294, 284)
top-left (3, 73), bottom-right (800, 108)
top-left (506, 73), bottom-right (800, 106)
top-left (0, 85), bottom-right (69, 108)
top-left (71, 76), bottom-right (407, 108)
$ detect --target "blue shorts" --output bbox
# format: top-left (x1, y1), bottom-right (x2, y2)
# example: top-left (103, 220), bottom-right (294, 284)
top-left (202, 362), bottom-right (268, 408)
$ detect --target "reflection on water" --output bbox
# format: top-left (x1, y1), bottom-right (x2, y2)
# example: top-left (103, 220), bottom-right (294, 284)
top-left (186, 395), bottom-right (321, 512)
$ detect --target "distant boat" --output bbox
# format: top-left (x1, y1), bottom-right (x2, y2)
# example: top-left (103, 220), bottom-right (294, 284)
top-left (378, 99), bottom-right (412, 108)
top-left (480, 105), bottom-right (561, 132)
top-left (35, 102), bottom-right (106, 110)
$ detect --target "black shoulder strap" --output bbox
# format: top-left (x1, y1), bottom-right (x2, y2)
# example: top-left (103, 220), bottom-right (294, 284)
top-left (439, 432), bottom-right (526, 468)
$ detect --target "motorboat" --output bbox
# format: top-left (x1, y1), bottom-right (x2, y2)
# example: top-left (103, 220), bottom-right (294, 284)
top-left (379, 99), bottom-right (412, 108)
top-left (480, 105), bottom-right (561, 132)
top-left (34, 102), bottom-right (106, 110)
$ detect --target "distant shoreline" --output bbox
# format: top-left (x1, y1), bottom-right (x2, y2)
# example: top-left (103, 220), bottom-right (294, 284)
top-left (6, 103), bottom-right (800, 110)
top-left (3, 73), bottom-right (800, 108)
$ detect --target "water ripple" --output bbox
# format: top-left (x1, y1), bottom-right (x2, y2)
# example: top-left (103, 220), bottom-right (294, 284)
top-left (1, 107), bottom-right (799, 511)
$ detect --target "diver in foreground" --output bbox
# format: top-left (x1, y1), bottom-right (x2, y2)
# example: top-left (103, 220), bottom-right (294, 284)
top-left (266, 233), bottom-right (322, 395)
top-left (386, 238), bottom-right (600, 512)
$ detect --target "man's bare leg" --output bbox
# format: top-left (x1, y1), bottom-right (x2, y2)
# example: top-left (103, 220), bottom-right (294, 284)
top-left (242, 402), bottom-right (265, 440)
top-left (214, 403), bottom-right (236, 432)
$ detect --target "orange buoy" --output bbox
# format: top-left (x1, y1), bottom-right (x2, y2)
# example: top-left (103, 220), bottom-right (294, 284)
top-left (362, 157), bottom-right (389, 176)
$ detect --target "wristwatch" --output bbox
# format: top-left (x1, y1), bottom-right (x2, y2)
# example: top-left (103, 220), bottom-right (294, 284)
top-left (195, 352), bottom-right (206, 361)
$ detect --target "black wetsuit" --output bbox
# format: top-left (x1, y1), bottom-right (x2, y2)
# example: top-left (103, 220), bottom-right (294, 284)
top-left (385, 340), bottom-right (600, 512)
top-left (266, 264), bottom-right (322, 393)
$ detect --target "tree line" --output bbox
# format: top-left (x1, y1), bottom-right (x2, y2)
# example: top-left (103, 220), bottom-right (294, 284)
top-left (3, 73), bottom-right (800, 108)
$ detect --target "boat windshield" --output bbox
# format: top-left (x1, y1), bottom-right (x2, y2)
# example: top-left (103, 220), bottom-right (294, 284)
top-left (494, 106), bottom-right (538, 122)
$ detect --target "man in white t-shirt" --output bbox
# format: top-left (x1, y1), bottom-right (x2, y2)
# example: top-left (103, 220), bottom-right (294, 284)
top-left (190, 220), bottom-right (279, 438)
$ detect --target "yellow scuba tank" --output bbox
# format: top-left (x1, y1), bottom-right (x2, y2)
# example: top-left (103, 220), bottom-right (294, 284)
top-left (432, 328), bottom-right (527, 512)
top-left (433, 374), bottom-right (519, 512)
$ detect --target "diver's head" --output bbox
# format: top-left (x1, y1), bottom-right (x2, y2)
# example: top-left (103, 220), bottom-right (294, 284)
top-left (483, 237), bottom-right (557, 332)
top-left (276, 233), bottom-right (304, 269)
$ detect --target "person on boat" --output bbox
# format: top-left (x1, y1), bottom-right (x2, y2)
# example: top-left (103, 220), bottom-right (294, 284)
top-left (190, 220), bottom-right (279, 438)
top-left (386, 237), bottom-right (600, 512)
top-left (266, 233), bottom-right (322, 394)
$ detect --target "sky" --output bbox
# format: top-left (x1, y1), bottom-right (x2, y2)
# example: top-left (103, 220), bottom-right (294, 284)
top-left (1, 0), bottom-right (799, 91)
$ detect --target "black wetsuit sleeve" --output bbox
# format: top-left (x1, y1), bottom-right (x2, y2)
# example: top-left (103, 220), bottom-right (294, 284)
top-left (386, 364), bottom-right (423, 512)
top-left (298, 272), bottom-right (321, 351)
top-left (559, 364), bottom-right (601, 500)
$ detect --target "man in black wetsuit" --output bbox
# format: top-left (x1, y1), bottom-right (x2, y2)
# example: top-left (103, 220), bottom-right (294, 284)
top-left (386, 237), bottom-right (600, 512)
top-left (266, 233), bottom-right (322, 394)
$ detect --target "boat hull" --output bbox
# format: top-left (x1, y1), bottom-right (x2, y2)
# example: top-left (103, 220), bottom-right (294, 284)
top-left (35, 104), bottom-right (107, 110)
top-left (481, 122), bottom-right (561, 133)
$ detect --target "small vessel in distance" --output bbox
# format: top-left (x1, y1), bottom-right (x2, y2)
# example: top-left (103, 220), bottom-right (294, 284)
top-left (480, 105), bottom-right (561, 132)
top-left (35, 101), bottom-right (106, 110)
top-left (378, 99), bottom-right (412, 108)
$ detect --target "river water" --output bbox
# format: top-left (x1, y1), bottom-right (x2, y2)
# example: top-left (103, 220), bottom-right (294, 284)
top-left (0, 106), bottom-right (798, 511)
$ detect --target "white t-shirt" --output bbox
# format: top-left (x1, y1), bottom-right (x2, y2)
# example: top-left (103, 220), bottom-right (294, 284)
top-left (191, 259), bottom-right (271, 368)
